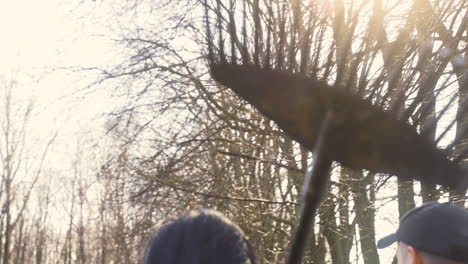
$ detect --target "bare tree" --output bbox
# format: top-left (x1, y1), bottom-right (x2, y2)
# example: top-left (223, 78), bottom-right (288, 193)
top-left (0, 78), bottom-right (57, 264)
top-left (68, 0), bottom-right (467, 263)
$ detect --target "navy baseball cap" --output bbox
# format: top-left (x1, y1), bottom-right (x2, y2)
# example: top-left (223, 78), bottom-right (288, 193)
top-left (377, 202), bottom-right (468, 262)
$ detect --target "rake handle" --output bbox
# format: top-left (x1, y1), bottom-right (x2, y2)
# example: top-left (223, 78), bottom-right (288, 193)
top-left (286, 111), bottom-right (335, 264)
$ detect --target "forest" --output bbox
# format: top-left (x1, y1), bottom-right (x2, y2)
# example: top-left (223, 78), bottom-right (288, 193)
top-left (0, 0), bottom-right (466, 263)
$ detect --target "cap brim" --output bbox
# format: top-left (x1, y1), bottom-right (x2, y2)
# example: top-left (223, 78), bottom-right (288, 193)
top-left (377, 233), bottom-right (397, 249)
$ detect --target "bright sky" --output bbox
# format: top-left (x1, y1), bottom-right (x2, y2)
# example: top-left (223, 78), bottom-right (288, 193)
top-left (0, 0), bottom-right (124, 154)
top-left (0, 0), bottom-right (121, 235)
top-left (0, 0), bottom-right (116, 110)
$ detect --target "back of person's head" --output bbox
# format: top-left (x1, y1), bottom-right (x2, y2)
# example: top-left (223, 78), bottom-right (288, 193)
top-left (143, 209), bottom-right (256, 264)
top-left (378, 202), bottom-right (468, 264)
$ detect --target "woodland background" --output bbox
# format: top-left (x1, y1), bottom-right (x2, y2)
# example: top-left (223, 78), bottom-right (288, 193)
top-left (0, 0), bottom-right (466, 263)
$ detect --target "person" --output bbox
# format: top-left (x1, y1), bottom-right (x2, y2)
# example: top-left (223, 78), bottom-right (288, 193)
top-left (377, 202), bottom-right (468, 264)
top-left (143, 209), bottom-right (256, 264)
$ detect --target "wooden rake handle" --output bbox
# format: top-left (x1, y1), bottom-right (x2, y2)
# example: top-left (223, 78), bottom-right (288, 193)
top-left (286, 110), bottom-right (335, 264)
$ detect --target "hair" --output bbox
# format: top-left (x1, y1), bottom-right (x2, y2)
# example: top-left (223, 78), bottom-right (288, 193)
top-left (420, 251), bottom-right (467, 264)
top-left (143, 209), bottom-right (256, 264)
top-left (398, 242), bottom-right (467, 264)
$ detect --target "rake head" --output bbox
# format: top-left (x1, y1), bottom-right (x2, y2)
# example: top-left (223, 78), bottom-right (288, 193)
top-left (210, 63), bottom-right (467, 194)
top-left (203, 0), bottom-right (467, 194)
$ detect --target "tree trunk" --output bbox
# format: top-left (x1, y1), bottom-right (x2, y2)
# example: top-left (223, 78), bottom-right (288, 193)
top-left (350, 170), bottom-right (380, 264)
top-left (397, 180), bottom-right (415, 216)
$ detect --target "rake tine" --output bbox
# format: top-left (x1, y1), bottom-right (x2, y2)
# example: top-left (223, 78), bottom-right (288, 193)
top-left (433, 94), bottom-right (463, 145)
top-left (286, 110), bottom-right (335, 264)
top-left (445, 119), bottom-right (468, 154)
top-left (288, 0), bottom-right (300, 70)
top-left (420, 88), bottom-right (456, 141)
top-left (228, 0), bottom-right (237, 64)
top-left (253, 0), bottom-right (261, 66)
top-left (241, 0), bottom-right (250, 64)
top-left (216, 0), bottom-right (226, 64)
top-left (436, 77), bottom-right (468, 145)
top-left (277, 1), bottom-right (287, 69)
top-left (265, 0), bottom-right (273, 69)
top-left (205, 0), bottom-right (214, 63)
top-left (416, 75), bottom-right (453, 133)
top-left (299, 23), bottom-right (312, 74)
